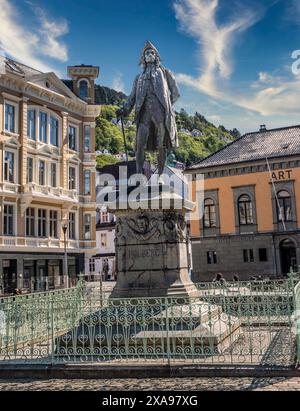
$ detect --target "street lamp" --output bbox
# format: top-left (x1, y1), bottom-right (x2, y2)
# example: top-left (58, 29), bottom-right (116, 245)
top-left (62, 220), bottom-right (69, 289)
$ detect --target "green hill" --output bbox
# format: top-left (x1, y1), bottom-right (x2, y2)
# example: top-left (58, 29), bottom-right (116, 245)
top-left (95, 105), bottom-right (240, 167)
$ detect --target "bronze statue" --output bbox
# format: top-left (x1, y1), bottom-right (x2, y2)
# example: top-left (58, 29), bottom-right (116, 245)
top-left (118, 41), bottom-right (180, 176)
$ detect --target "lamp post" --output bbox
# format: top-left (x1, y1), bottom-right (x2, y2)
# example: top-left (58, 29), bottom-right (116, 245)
top-left (62, 221), bottom-right (69, 288)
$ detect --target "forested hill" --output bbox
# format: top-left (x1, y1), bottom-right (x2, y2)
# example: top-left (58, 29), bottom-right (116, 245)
top-left (95, 103), bottom-right (241, 168)
top-left (95, 85), bottom-right (127, 105)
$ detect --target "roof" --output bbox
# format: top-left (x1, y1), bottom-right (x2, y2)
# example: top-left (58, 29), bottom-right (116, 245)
top-left (188, 125), bottom-right (300, 170)
top-left (4, 58), bottom-right (42, 77)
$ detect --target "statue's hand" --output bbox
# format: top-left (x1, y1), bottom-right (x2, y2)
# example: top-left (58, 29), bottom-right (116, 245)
top-left (116, 108), bottom-right (126, 118)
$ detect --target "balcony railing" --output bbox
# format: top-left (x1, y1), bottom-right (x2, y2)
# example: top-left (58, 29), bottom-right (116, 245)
top-left (25, 184), bottom-right (79, 201)
top-left (0, 182), bottom-right (20, 194)
top-left (0, 237), bottom-right (80, 249)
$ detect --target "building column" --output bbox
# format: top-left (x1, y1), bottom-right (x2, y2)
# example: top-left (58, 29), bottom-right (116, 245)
top-left (19, 97), bottom-right (28, 188)
top-left (61, 112), bottom-right (68, 189)
top-left (18, 97), bottom-right (29, 240)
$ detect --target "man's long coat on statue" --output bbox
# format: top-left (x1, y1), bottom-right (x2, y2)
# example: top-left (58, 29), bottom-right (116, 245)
top-left (123, 51), bottom-right (180, 151)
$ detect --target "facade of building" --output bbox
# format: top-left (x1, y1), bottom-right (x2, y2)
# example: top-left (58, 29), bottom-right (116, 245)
top-left (89, 207), bottom-right (116, 281)
top-left (0, 59), bottom-right (100, 294)
top-left (186, 125), bottom-right (300, 282)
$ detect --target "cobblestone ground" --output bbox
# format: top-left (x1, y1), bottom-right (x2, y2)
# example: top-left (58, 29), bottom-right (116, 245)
top-left (0, 377), bottom-right (300, 391)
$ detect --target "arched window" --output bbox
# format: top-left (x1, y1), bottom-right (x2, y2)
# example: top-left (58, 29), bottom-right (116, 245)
top-left (238, 194), bottom-right (254, 225)
top-left (79, 80), bottom-right (88, 100)
top-left (204, 198), bottom-right (217, 228)
top-left (277, 190), bottom-right (292, 222)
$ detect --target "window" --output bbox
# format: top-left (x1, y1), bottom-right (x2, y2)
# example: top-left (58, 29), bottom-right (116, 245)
top-left (243, 249), bottom-right (254, 263)
top-left (204, 198), bottom-right (217, 228)
top-left (4, 151), bottom-right (15, 183)
top-left (38, 209), bottom-right (47, 237)
top-left (39, 112), bottom-right (47, 143)
top-left (84, 125), bottom-right (91, 153)
top-left (68, 212), bottom-right (76, 240)
top-left (27, 157), bottom-right (33, 184)
top-left (207, 251), bottom-right (217, 264)
top-left (50, 116), bottom-right (59, 146)
top-left (79, 80), bottom-right (88, 100)
top-left (259, 248), bottom-right (268, 262)
top-left (49, 211), bottom-right (58, 238)
top-left (84, 214), bottom-right (91, 240)
top-left (101, 233), bottom-right (108, 248)
top-left (39, 160), bottom-right (45, 185)
top-left (238, 194), bottom-right (254, 225)
top-left (68, 126), bottom-right (76, 150)
top-left (3, 205), bottom-right (14, 236)
top-left (89, 258), bottom-right (95, 273)
top-left (27, 109), bottom-right (36, 140)
top-left (277, 190), bottom-right (292, 222)
top-left (50, 163), bottom-right (57, 187)
top-left (4, 103), bottom-right (15, 133)
top-left (26, 208), bottom-right (35, 237)
top-left (69, 167), bottom-right (76, 190)
top-left (101, 211), bottom-right (109, 223)
top-left (84, 170), bottom-right (91, 195)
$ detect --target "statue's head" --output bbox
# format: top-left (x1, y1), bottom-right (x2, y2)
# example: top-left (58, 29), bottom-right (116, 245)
top-left (140, 41), bottom-right (161, 67)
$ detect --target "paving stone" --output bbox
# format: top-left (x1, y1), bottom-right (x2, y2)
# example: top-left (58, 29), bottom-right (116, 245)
top-left (0, 377), bottom-right (299, 391)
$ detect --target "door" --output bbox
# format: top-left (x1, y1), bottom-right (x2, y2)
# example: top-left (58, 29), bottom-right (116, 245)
top-left (280, 239), bottom-right (297, 276)
top-left (3, 260), bottom-right (17, 294)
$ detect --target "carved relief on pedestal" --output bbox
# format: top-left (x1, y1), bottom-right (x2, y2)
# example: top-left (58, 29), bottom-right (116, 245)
top-left (115, 210), bottom-right (187, 245)
top-left (116, 212), bottom-right (162, 242)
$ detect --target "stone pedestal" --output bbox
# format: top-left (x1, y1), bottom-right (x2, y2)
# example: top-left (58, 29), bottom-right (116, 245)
top-left (109, 186), bottom-right (198, 298)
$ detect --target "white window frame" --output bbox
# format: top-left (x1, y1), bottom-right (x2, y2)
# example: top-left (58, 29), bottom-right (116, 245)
top-left (84, 213), bottom-right (92, 240)
top-left (27, 105), bottom-right (62, 147)
top-left (68, 123), bottom-right (79, 151)
top-left (68, 211), bottom-right (78, 240)
top-left (3, 99), bottom-right (19, 135)
top-left (27, 156), bottom-right (34, 184)
top-left (3, 148), bottom-right (18, 184)
top-left (68, 163), bottom-right (79, 192)
top-left (3, 202), bottom-right (16, 236)
top-left (49, 162), bottom-right (58, 188)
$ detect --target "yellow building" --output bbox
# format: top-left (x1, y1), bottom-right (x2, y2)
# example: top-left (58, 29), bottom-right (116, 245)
top-left (185, 125), bottom-right (300, 281)
top-left (0, 58), bottom-right (100, 294)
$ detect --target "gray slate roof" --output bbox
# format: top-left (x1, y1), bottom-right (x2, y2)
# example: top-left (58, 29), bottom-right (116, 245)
top-left (188, 125), bottom-right (300, 170)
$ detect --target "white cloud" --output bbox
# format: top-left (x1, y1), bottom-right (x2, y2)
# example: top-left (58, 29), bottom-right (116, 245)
top-left (174, 0), bottom-right (261, 97)
top-left (112, 72), bottom-right (125, 93)
top-left (173, 0), bottom-right (300, 117)
top-left (0, 0), bottom-right (68, 72)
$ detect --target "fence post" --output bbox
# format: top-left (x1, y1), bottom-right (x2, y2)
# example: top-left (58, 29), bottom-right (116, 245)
top-left (165, 297), bottom-right (171, 367)
top-left (51, 295), bottom-right (54, 365)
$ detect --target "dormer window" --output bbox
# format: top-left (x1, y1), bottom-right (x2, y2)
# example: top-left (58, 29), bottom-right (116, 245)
top-left (79, 80), bottom-right (88, 100)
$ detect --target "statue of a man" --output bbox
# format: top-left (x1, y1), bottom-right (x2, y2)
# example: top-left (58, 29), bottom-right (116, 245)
top-left (118, 41), bottom-right (180, 176)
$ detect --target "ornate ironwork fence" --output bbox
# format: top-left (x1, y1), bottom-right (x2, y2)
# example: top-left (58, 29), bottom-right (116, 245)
top-left (294, 281), bottom-right (300, 365)
top-left (0, 278), bottom-right (299, 366)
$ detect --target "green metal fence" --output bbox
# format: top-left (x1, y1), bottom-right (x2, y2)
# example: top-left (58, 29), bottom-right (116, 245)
top-left (0, 278), bottom-right (299, 367)
top-left (294, 280), bottom-right (300, 365)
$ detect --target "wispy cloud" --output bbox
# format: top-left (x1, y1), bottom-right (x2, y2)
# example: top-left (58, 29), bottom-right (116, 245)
top-left (174, 0), bottom-right (261, 98)
top-left (173, 0), bottom-right (300, 117)
top-left (112, 72), bottom-right (125, 93)
top-left (0, 0), bottom-right (68, 72)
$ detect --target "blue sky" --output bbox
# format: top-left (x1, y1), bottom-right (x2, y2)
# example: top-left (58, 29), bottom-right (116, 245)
top-left (1, 0), bottom-right (300, 133)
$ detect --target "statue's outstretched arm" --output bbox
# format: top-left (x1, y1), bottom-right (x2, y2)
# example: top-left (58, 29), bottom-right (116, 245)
top-left (165, 69), bottom-right (180, 105)
top-left (122, 75), bottom-right (139, 116)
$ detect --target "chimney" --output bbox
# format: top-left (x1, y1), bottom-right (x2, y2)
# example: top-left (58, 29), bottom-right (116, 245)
top-left (260, 125), bottom-right (267, 132)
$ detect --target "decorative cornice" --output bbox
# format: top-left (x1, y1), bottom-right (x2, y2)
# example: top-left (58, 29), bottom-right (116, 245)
top-left (0, 74), bottom-right (99, 118)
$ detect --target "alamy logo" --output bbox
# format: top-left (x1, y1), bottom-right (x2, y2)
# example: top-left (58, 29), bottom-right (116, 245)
top-left (96, 167), bottom-right (205, 221)
top-left (291, 50), bottom-right (300, 75)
